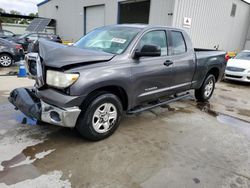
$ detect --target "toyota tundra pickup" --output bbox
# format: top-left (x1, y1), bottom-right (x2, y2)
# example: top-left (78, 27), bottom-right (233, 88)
top-left (9, 24), bottom-right (226, 141)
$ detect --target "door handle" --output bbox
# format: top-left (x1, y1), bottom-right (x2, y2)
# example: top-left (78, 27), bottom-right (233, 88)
top-left (164, 60), bottom-right (173, 66)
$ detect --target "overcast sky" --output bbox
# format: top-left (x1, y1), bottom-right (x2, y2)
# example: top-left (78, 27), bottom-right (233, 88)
top-left (0, 0), bottom-right (43, 15)
top-left (1, 0), bottom-right (250, 15)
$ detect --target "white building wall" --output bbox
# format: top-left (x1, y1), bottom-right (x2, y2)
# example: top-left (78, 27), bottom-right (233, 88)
top-left (172, 0), bottom-right (250, 51)
top-left (38, 0), bottom-right (118, 41)
top-left (38, 0), bottom-right (250, 51)
top-left (38, 0), bottom-right (175, 41)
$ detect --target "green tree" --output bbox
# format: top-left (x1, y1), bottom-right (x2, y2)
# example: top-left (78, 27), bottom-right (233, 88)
top-left (0, 8), bottom-right (38, 24)
top-left (0, 8), bottom-right (14, 23)
top-left (28, 13), bottom-right (38, 17)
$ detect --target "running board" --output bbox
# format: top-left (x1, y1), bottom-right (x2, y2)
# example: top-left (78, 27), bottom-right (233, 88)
top-left (127, 92), bottom-right (190, 114)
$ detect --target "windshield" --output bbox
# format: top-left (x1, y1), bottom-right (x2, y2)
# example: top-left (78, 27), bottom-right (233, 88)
top-left (74, 27), bottom-right (141, 54)
top-left (235, 52), bottom-right (250, 60)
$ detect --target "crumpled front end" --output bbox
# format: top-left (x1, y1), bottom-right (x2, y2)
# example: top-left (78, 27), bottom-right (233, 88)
top-left (8, 88), bottom-right (81, 128)
top-left (9, 88), bottom-right (41, 120)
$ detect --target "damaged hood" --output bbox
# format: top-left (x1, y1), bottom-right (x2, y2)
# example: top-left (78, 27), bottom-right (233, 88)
top-left (38, 39), bottom-right (115, 68)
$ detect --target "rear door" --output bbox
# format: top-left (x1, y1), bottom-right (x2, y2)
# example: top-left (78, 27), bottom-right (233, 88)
top-left (167, 30), bottom-right (196, 92)
top-left (131, 29), bottom-right (174, 104)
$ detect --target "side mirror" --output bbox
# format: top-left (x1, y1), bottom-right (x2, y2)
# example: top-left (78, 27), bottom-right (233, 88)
top-left (134, 44), bottom-right (161, 58)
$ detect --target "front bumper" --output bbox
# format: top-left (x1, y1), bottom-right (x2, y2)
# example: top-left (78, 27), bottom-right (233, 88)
top-left (225, 70), bottom-right (250, 83)
top-left (9, 88), bottom-right (81, 128)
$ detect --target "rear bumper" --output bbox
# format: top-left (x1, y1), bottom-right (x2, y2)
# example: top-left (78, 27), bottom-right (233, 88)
top-left (8, 88), bottom-right (81, 128)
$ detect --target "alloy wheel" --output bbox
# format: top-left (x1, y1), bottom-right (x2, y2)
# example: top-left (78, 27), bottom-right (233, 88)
top-left (0, 55), bottom-right (12, 67)
top-left (92, 103), bottom-right (118, 133)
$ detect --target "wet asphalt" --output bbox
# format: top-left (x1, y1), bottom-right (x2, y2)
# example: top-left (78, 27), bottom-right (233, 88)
top-left (0, 69), bottom-right (249, 188)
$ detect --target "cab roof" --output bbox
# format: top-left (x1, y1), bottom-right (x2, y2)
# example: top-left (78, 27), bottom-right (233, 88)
top-left (106, 24), bottom-right (182, 31)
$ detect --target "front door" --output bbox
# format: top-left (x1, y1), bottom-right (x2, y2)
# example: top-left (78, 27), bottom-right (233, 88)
top-left (131, 30), bottom-right (174, 104)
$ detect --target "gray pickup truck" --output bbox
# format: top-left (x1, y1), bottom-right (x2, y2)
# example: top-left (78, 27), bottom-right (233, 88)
top-left (9, 24), bottom-right (226, 141)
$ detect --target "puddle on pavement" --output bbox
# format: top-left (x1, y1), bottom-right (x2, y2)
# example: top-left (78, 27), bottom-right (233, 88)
top-left (217, 115), bottom-right (250, 138)
top-left (1, 99), bottom-right (250, 186)
top-left (0, 103), bottom-right (37, 126)
top-left (197, 102), bottom-right (250, 138)
top-left (0, 128), bottom-right (80, 186)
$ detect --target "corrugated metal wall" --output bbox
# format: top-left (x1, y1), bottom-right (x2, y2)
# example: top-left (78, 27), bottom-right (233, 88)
top-left (172, 0), bottom-right (250, 51)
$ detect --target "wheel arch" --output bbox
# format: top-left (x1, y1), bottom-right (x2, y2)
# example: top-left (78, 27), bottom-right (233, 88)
top-left (80, 85), bottom-right (129, 111)
top-left (0, 52), bottom-right (14, 60)
top-left (206, 67), bottom-right (220, 82)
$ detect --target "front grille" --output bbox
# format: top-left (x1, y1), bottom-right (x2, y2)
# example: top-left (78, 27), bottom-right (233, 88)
top-left (225, 74), bottom-right (243, 79)
top-left (226, 66), bottom-right (245, 72)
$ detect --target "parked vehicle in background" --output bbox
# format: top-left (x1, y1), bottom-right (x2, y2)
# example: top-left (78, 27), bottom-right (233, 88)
top-left (225, 51), bottom-right (237, 62)
top-left (9, 24), bottom-right (226, 141)
top-left (225, 50), bottom-right (250, 82)
top-left (0, 30), bottom-right (19, 39)
top-left (0, 38), bottom-right (24, 67)
top-left (10, 33), bottom-right (62, 51)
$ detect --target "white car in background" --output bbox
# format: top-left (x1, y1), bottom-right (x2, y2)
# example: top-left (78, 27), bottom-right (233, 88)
top-left (225, 50), bottom-right (250, 82)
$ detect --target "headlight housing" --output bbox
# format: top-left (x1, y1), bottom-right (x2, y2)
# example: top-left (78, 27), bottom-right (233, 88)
top-left (46, 70), bottom-right (79, 88)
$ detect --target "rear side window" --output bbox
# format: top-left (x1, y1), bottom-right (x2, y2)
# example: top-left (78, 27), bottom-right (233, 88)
top-left (138, 30), bottom-right (168, 56)
top-left (171, 31), bottom-right (186, 55)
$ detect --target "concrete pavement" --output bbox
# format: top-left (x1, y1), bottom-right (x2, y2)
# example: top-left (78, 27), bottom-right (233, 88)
top-left (0, 75), bottom-right (249, 188)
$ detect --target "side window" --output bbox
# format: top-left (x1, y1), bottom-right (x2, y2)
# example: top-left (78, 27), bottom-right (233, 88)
top-left (138, 30), bottom-right (168, 56)
top-left (171, 31), bottom-right (186, 55)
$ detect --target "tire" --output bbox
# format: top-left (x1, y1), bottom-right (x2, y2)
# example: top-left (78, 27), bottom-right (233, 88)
top-left (195, 74), bottom-right (216, 102)
top-left (0, 53), bottom-right (13, 67)
top-left (76, 93), bottom-right (123, 141)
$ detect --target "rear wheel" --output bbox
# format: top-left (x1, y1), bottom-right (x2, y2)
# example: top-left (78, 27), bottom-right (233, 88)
top-left (76, 93), bottom-right (123, 141)
top-left (195, 74), bottom-right (216, 102)
top-left (0, 54), bottom-right (13, 67)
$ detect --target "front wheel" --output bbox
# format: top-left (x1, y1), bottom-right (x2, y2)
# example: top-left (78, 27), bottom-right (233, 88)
top-left (195, 74), bottom-right (216, 102)
top-left (76, 93), bottom-right (123, 141)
